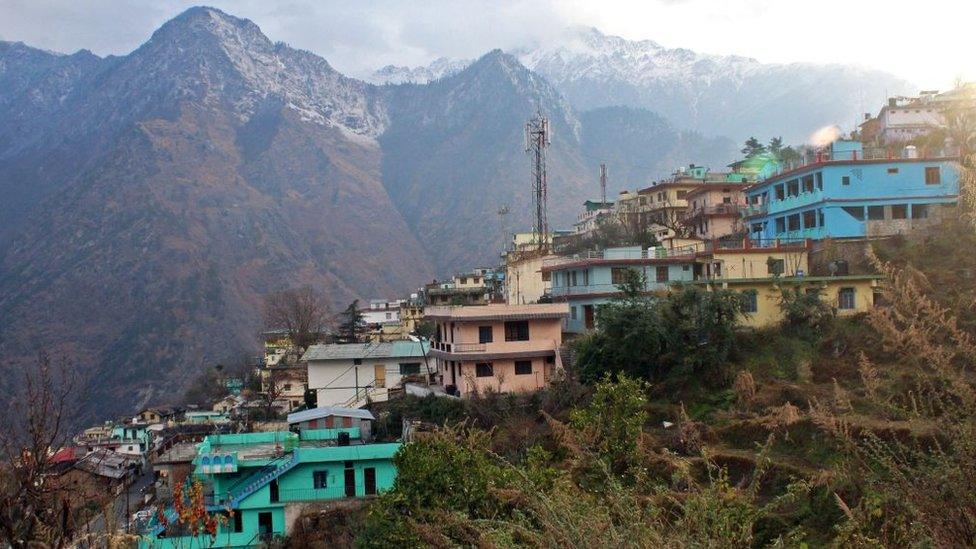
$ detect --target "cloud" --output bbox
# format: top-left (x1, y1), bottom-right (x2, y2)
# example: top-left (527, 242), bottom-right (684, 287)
top-left (0, 0), bottom-right (971, 87)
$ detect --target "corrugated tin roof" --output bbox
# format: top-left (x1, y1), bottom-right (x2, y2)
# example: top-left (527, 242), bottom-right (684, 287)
top-left (288, 406), bottom-right (376, 424)
top-left (302, 340), bottom-right (428, 362)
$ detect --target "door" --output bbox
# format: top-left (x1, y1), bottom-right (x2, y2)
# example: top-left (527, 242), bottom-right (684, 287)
top-left (257, 512), bottom-right (273, 537)
top-left (374, 365), bottom-right (386, 388)
top-left (269, 479), bottom-right (279, 503)
top-left (583, 305), bottom-right (595, 330)
top-left (344, 467), bottom-right (356, 497)
top-left (364, 467), bottom-right (377, 495)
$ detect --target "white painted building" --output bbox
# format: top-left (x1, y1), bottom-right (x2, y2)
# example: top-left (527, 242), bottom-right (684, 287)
top-left (878, 93), bottom-right (944, 144)
top-left (303, 340), bottom-right (430, 408)
top-left (363, 299), bottom-right (404, 325)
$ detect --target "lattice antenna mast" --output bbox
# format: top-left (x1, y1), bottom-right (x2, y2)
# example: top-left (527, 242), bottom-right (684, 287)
top-left (525, 111), bottom-right (551, 251)
top-left (600, 163), bottom-right (608, 207)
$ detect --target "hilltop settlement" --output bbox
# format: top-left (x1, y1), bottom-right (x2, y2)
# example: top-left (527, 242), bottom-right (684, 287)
top-left (17, 84), bottom-right (976, 548)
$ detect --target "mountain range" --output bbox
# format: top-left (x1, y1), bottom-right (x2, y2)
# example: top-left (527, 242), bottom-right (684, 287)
top-left (370, 26), bottom-right (916, 143)
top-left (0, 8), bottom-right (733, 421)
top-left (0, 7), bottom-right (738, 423)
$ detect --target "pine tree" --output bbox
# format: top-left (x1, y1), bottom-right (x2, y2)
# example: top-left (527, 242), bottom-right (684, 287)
top-left (741, 137), bottom-right (767, 157)
top-left (337, 300), bottom-right (365, 343)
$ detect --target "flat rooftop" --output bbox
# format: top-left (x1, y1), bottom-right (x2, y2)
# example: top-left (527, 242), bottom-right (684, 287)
top-left (424, 303), bottom-right (569, 322)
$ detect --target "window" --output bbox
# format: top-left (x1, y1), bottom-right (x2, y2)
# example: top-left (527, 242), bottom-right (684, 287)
top-left (787, 214), bottom-right (801, 231)
top-left (751, 222), bottom-right (764, 233)
top-left (842, 206), bottom-right (865, 220)
top-left (475, 362), bottom-right (494, 377)
top-left (676, 190), bottom-right (687, 199)
top-left (385, 312), bottom-right (392, 319)
top-left (722, 196), bottom-right (732, 204)
top-left (787, 179), bottom-right (799, 197)
top-left (313, 470), bottom-right (329, 489)
top-left (925, 166), bottom-right (941, 185)
top-left (478, 325), bottom-right (493, 344)
top-left (802, 210), bottom-right (817, 228)
top-left (568, 271), bottom-right (577, 286)
top-left (459, 277), bottom-right (467, 284)
top-left (802, 175), bottom-right (814, 193)
top-left (887, 167), bottom-right (899, 174)
top-left (891, 204), bottom-right (907, 219)
top-left (775, 217), bottom-right (786, 233)
top-left (740, 291), bottom-right (758, 313)
top-left (283, 384), bottom-right (292, 391)
top-left (656, 266), bottom-right (669, 283)
top-left (611, 267), bottom-right (630, 285)
top-left (504, 321), bottom-right (530, 341)
top-left (399, 363), bottom-right (421, 375)
top-left (818, 209), bottom-right (825, 228)
top-left (768, 258), bottom-right (785, 276)
top-left (838, 288), bottom-right (856, 310)
top-left (911, 204), bottom-right (929, 219)
top-left (230, 511), bottom-right (243, 533)
top-left (353, 358), bottom-right (362, 365)
top-left (514, 360), bottom-right (533, 375)
top-left (842, 176), bottom-right (850, 186)
top-left (570, 306), bottom-right (577, 320)
top-left (867, 206), bottom-right (885, 220)
top-left (775, 184), bottom-right (785, 200)
top-left (815, 172), bottom-right (823, 190)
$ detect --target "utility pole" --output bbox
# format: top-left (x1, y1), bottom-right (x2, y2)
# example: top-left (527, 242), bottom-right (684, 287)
top-left (525, 111), bottom-right (550, 252)
top-left (600, 163), bottom-right (608, 207)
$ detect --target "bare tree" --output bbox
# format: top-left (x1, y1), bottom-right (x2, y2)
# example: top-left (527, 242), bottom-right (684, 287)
top-left (263, 286), bottom-right (329, 352)
top-left (0, 352), bottom-right (76, 548)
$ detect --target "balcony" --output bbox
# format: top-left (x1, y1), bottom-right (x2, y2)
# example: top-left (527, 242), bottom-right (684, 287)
top-left (431, 339), bottom-right (558, 359)
top-left (542, 245), bottom-right (701, 270)
top-left (748, 189), bottom-right (825, 218)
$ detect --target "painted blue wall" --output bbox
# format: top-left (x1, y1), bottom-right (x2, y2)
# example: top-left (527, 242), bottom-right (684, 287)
top-left (745, 159), bottom-right (958, 241)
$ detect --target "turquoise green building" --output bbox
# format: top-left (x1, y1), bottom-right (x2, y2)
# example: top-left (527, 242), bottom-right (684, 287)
top-left (140, 429), bottom-right (400, 548)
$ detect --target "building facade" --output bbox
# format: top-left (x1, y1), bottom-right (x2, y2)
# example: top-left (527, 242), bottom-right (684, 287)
top-left (426, 304), bottom-right (568, 397)
top-left (141, 428), bottom-right (400, 548)
top-left (744, 141), bottom-right (959, 242)
top-left (542, 246), bottom-right (698, 333)
top-left (303, 341), bottom-right (430, 408)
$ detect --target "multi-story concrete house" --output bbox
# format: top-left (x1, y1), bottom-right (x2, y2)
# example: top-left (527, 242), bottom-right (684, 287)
top-left (141, 425), bottom-right (400, 548)
top-left (573, 199), bottom-right (615, 236)
top-left (427, 304), bottom-right (568, 397)
top-left (682, 183), bottom-right (751, 240)
top-left (743, 140), bottom-right (959, 242)
top-left (542, 246), bottom-right (698, 333)
top-left (542, 239), bottom-right (879, 332)
top-left (303, 341), bottom-right (430, 408)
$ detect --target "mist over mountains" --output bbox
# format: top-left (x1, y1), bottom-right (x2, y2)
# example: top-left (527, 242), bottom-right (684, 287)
top-left (0, 7), bottom-right (907, 423)
top-left (371, 26), bottom-right (915, 143)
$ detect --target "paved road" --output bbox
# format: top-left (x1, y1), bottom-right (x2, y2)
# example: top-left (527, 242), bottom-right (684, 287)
top-left (71, 468), bottom-right (155, 547)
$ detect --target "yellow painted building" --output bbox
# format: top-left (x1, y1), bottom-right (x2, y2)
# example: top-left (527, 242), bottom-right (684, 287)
top-left (693, 275), bottom-right (881, 328)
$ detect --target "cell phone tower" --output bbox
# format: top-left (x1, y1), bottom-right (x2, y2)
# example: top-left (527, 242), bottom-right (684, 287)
top-left (524, 110), bottom-right (551, 251)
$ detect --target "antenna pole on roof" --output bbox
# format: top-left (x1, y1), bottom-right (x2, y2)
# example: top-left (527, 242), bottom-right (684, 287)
top-left (600, 163), bottom-right (608, 207)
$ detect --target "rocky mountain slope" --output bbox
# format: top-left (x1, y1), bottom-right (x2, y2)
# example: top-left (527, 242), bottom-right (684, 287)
top-left (371, 26), bottom-right (915, 143)
top-left (0, 7), bottom-right (431, 422)
top-left (0, 8), bottom-right (744, 423)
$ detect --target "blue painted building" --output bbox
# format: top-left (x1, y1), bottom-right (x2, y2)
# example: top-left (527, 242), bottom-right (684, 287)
top-left (542, 246), bottom-right (697, 333)
top-left (743, 141), bottom-right (959, 242)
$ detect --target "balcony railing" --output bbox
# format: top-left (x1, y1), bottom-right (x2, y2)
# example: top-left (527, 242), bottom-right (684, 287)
top-left (433, 340), bottom-right (555, 356)
top-left (542, 245), bottom-right (701, 269)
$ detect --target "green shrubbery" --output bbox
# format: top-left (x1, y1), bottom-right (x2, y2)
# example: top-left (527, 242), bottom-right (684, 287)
top-left (574, 269), bottom-right (743, 386)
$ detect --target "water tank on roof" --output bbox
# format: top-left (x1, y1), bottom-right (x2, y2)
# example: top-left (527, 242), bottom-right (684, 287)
top-left (902, 145), bottom-right (918, 159)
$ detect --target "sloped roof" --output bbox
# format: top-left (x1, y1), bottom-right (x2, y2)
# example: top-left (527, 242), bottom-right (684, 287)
top-left (302, 340), bottom-right (428, 362)
top-left (287, 406), bottom-right (376, 425)
top-left (75, 449), bottom-right (135, 479)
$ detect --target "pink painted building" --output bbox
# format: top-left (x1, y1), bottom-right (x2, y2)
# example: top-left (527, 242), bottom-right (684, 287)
top-left (426, 304), bottom-right (569, 397)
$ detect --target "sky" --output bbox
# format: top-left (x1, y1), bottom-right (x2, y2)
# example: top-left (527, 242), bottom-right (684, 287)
top-left (0, 0), bottom-right (972, 89)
